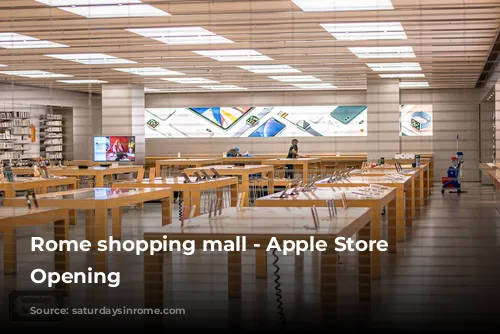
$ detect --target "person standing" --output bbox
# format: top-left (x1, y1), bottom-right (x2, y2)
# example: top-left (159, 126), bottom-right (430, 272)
top-left (285, 139), bottom-right (308, 179)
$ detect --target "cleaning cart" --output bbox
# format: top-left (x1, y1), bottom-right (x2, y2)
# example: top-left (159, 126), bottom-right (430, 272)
top-left (441, 151), bottom-right (464, 194)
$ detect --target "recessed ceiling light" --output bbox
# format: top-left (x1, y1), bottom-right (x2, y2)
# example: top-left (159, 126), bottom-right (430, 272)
top-left (292, 0), bottom-right (393, 11)
top-left (379, 73), bottom-right (425, 78)
top-left (237, 65), bottom-right (301, 73)
top-left (57, 80), bottom-right (107, 84)
top-left (292, 83), bottom-right (337, 89)
top-left (113, 67), bottom-right (184, 76)
top-left (193, 49), bottom-right (272, 62)
top-left (367, 62), bottom-right (422, 71)
top-left (45, 53), bottom-right (135, 64)
top-left (349, 46), bottom-right (415, 58)
top-left (0, 70), bottom-right (72, 78)
top-left (0, 33), bottom-right (68, 48)
top-left (36, 0), bottom-right (169, 19)
top-left (269, 75), bottom-right (321, 82)
top-left (161, 77), bottom-right (219, 84)
top-left (126, 27), bottom-right (233, 45)
top-left (399, 82), bottom-right (429, 88)
top-left (320, 22), bottom-right (406, 40)
top-left (199, 85), bottom-right (247, 90)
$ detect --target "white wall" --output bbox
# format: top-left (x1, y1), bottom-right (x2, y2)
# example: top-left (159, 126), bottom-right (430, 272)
top-left (145, 88), bottom-right (481, 181)
top-left (0, 83), bottom-right (101, 160)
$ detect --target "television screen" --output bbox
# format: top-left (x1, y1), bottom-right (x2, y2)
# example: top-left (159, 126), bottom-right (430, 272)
top-left (93, 136), bottom-right (136, 162)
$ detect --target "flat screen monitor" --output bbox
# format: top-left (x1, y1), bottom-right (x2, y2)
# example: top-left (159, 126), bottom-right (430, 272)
top-left (93, 136), bottom-right (136, 162)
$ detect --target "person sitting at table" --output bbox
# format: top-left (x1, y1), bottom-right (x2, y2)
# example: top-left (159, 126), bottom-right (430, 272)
top-left (285, 139), bottom-right (309, 179)
top-left (226, 147), bottom-right (242, 157)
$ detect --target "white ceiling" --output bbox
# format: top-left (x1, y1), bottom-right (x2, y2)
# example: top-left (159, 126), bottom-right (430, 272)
top-left (0, 0), bottom-right (498, 93)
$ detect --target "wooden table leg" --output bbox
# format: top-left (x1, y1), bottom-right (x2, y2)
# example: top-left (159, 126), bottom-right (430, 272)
top-left (320, 245), bottom-right (337, 319)
top-left (415, 175), bottom-right (421, 210)
top-left (370, 206), bottom-right (381, 278)
top-left (95, 175), bottom-right (104, 188)
top-left (155, 161), bottom-right (161, 177)
top-left (241, 175), bottom-right (250, 207)
top-left (358, 221), bottom-right (372, 301)
top-left (396, 187), bottom-right (405, 242)
top-left (426, 168), bottom-right (431, 197)
top-left (255, 249), bottom-right (267, 278)
top-left (69, 209), bottom-right (77, 226)
top-left (144, 250), bottom-right (164, 327)
top-left (3, 229), bottom-right (16, 274)
top-left (190, 190), bottom-right (201, 217)
top-left (411, 177), bottom-right (416, 217)
top-left (85, 210), bottom-right (95, 246)
top-left (216, 187), bottom-right (224, 213)
top-left (228, 251), bottom-right (242, 298)
top-left (54, 217), bottom-right (70, 293)
top-left (303, 163), bottom-right (309, 184)
top-left (162, 196), bottom-right (172, 226)
top-left (267, 170), bottom-right (275, 195)
top-left (388, 198), bottom-right (397, 254)
top-left (111, 207), bottom-right (122, 240)
top-left (4, 189), bottom-right (15, 198)
top-left (230, 183), bottom-right (238, 207)
top-left (94, 204), bottom-right (108, 272)
top-left (419, 170), bottom-right (424, 207)
top-left (405, 187), bottom-right (413, 227)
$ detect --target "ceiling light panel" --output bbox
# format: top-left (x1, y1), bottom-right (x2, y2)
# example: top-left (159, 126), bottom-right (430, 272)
top-left (199, 85), bottom-right (247, 90)
top-left (127, 27), bottom-right (233, 45)
top-left (0, 33), bottom-right (68, 48)
top-left (292, 83), bottom-right (337, 89)
top-left (0, 70), bottom-right (72, 78)
top-left (57, 80), bottom-right (107, 84)
top-left (292, 0), bottom-right (394, 12)
top-left (269, 75), bottom-right (321, 82)
top-left (379, 73), bottom-right (425, 78)
top-left (45, 53), bottom-right (135, 64)
top-left (193, 49), bottom-right (272, 62)
top-left (320, 22), bottom-right (406, 40)
top-left (367, 62), bottom-right (422, 71)
top-left (36, 0), bottom-right (169, 19)
top-left (238, 65), bottom-right (301, 73)
top-left (113, 67), bottom-right (184, 76)
top-left (161, 77), bottom-right (219, 84)
top-left (349, 46), bottom-right (415, 58)
top-left (399, 82), bottom-right (429, 87)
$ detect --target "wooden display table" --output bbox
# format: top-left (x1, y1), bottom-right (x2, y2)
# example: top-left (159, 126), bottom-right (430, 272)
top-left (146, 154), bottom-right (367, 168)
top-left (112, 176), bottom-right (238, 217)
top-left (256, 186), bottom-right (397, 279)
top-left (5, 187), bottom-right (172, 273)
top-left (143, 206), bottom-right (372, 323)
top-left (316, 175), bottom-right (413, 227)
top-left (155, 158), bottom-right (222, 177)
top-left (42, 166), bottom-right (144, 187)
top-left (480, 163), bottom-right (500, 190)
top-left (262, 158), bottom-right (321, 184)
top-left (372, 164), bottom-right (430, 200)
top-left (0, 207), bottom-right (69, 275)
top-left (350, 169), bottom-right (424, 209)
top-left (184, 165), bottom-right (275, 207)
top-left (0, 177), bottom-right (77, 198)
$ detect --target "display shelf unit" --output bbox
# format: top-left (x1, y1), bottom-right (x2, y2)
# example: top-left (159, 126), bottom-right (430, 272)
top-left (40, 113), bottom-right (64, 160)
top-left (0, 110), bottom-right (31, 160)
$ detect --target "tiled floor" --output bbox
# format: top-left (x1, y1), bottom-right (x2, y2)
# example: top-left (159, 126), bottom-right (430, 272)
top-left (1, 183), bottom-right (500, 330)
